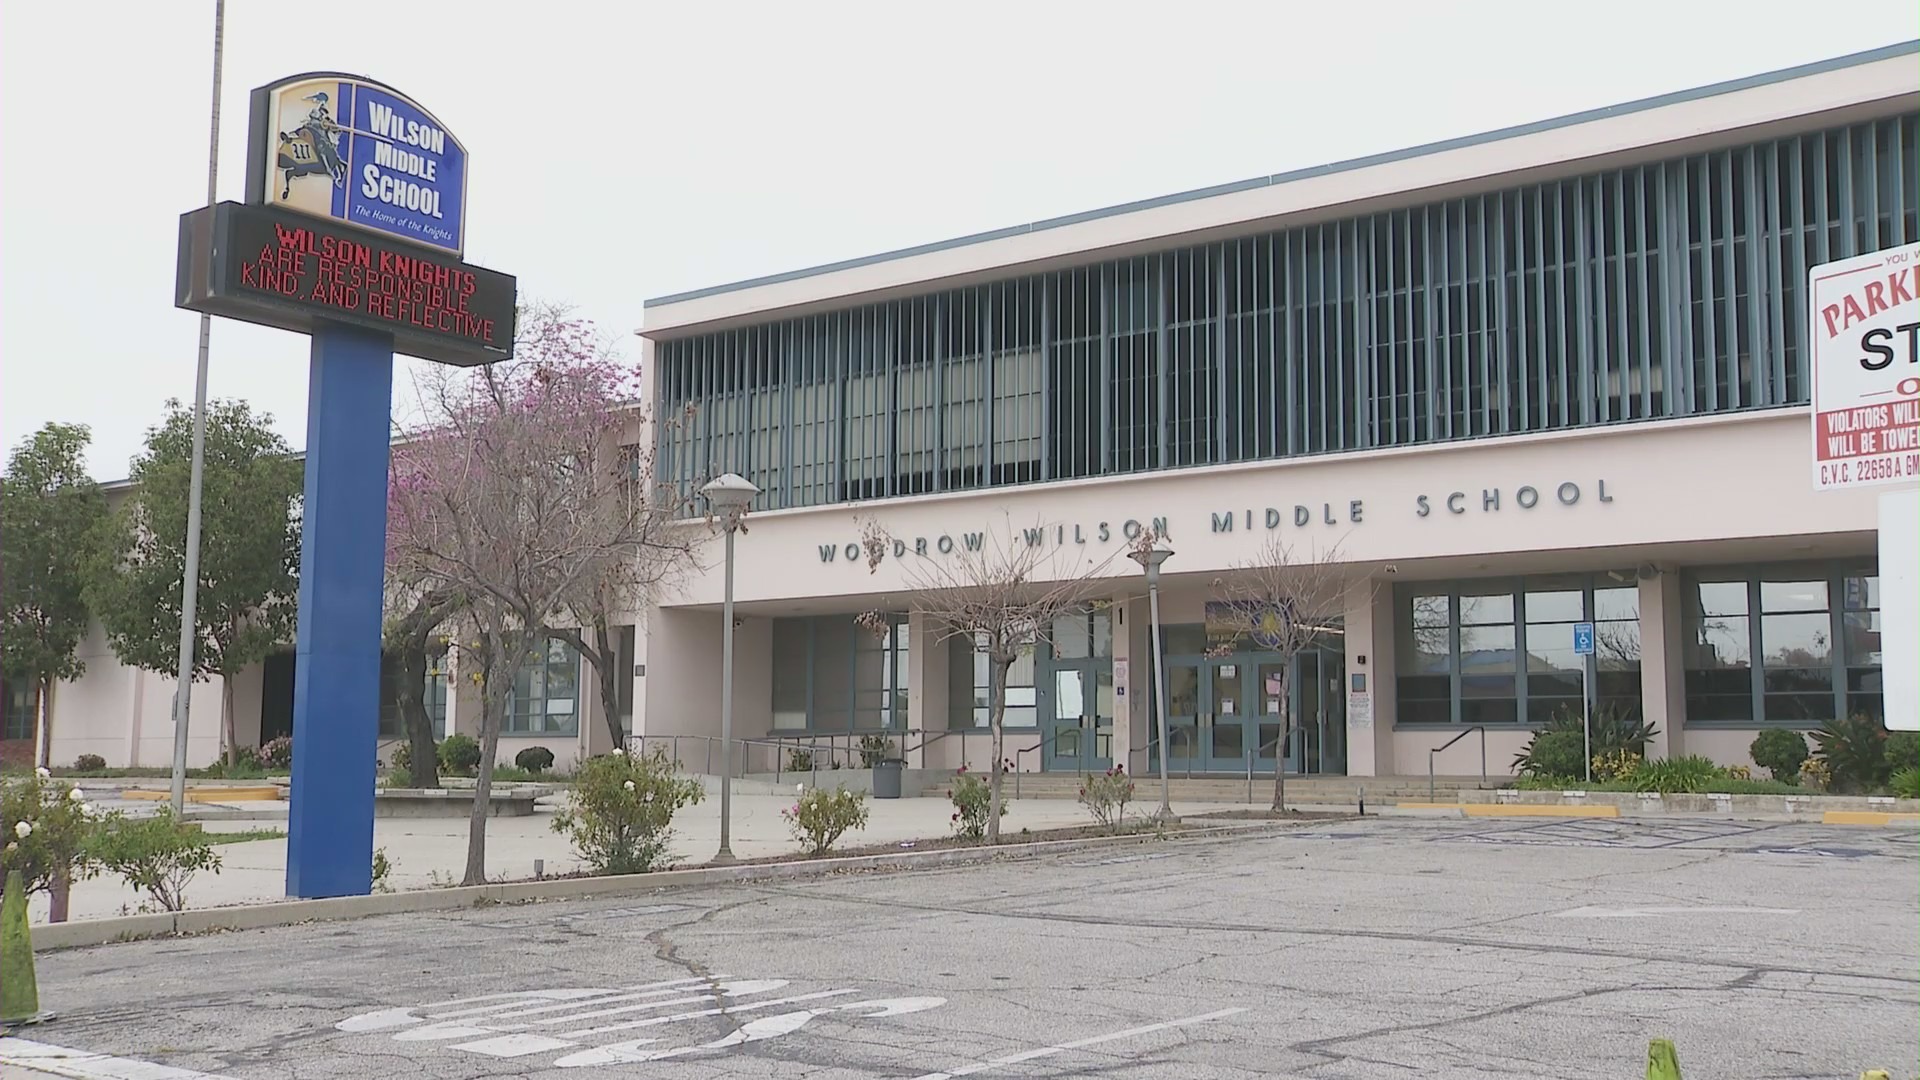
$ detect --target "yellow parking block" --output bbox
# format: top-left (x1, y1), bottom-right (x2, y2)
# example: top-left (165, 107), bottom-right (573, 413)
top-left (1821, 810), bottom-right (1920, 826)
top-left (122, 786), bottom-right (283, 803)
top-left (1394, 802), bottom-right (1619, 818)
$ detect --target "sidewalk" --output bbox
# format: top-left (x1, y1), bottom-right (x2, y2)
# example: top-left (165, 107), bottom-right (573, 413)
top-left (29, 790), bottom-right (1246, 924)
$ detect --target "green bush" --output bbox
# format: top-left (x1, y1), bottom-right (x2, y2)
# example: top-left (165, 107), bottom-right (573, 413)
top-left (948, 768), bottom-right (1006, 841)
top-left (1514, 703), bottom-right (1658, 777)
top-left (857, 734), bottom-right (893, 769)
top-left (371, 847), bottom-right (393, 893)
top-left (1812, 714), bottom-right (1891, 793)
top-left (200, 754), bottom-right (267, 780)
top-left (786, 748), bottom-right (815, 773)
top-left (386, 767), bottom-right (413, 789)
top-left (390, 740), bottom-right (418, 773)
top-left (1, 772), bottom-right (108, 898)
top-left (514, 746), bottom-right (556, 774)
top-left (87, 806), bottom-right (222, 912)
top-left (1077, 766), bottom-right (1136, 832)
top-left (1884, 730), bottom-right (1918, 772)
top-left (1630, 755), bottom-right (1726, 794)
top-left (1889, 766), bottom-right (1920, 801)
top-left (73, 754), bottom-right (107, 773)
top-left (1748, 729), bottom-right (1809, 784)
top-left (551, 748), bottom-right (704, 875)
top-left (438, 733), bottom-right (482, 777)
top-left (1514, 730), bottom-right (1587, 778)
top-left (259, 735), bottom-right (293, 770)
top-left (783, 785), bottom-right (870, 856)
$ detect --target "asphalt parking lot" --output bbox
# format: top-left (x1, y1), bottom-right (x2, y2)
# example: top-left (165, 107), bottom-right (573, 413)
top-left (3, 815), bottom-right (1914, 1079)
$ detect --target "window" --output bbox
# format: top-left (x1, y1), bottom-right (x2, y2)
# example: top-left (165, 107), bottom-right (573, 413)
top-left (1682, 564), bottom-right (1881, 725)
top-left (377, 653), bottom-right (449, 739)
top-left (1395, 575), bottom-right (1641, 724)
top-left (769, 614), bottom-right (911, 731)
top-left (1395, 595), bottom-right (1452, 724)
top-left (1843, 575), bottom-right (1883, 720)
top-left (2, 680), bottom-right (33, 741)
top-left (507, 638), bottom-right (580, 735)
top-left (950, 633), bottom-right (1038, 728)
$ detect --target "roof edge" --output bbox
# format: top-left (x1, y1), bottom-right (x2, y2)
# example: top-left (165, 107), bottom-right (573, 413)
top-left (643, 39), bottom-right (1920, 310)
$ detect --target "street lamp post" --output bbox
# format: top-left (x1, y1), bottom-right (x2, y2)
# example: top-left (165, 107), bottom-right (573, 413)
top-left (701, 473), bottom-right (757, 864)
top-left (1128, 545), bottom-right (1178, 825)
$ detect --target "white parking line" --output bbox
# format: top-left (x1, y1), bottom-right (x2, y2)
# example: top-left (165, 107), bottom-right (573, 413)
top-left (0, 1038), bottom-right (234, 1080)
top-left (907, 1007), bottom-right (1249, 1080)
top-left (1552, 905), bottom-right (1801, 918)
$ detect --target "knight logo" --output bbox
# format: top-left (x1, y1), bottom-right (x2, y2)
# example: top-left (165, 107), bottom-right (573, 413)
top-left (274, 90), bottom-right (347, 199)
top-left (247, 72), bottom-right (469, 256)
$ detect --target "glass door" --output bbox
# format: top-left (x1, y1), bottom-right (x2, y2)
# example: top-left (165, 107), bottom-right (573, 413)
top-left (1160, 659), bottom-right (1202, 773)
top-left (1043, 664), bottom-right (1113, 773)
top-left (1202, 660), bottom-right (1251, 772)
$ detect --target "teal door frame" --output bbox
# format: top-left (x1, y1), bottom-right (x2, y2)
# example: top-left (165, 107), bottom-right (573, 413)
top-left (1151, 640), bottom-right (1348, 776)
top-left (1040, 652), bottom-right (1114, 773)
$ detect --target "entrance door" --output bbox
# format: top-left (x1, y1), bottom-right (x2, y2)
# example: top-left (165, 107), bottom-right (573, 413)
top-left (1201, 659), bottom-right (1250, 772)
top-left (1044, 663), bottom-right (1113, 773)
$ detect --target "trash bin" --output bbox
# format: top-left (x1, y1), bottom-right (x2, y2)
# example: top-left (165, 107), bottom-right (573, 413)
top-left (872, 758), bottom-right (905, 799)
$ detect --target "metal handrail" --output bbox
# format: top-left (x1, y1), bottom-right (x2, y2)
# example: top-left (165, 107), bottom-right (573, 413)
top-left (1128, 725), bottom-right (1195, 780)
top-left (1428, 725), bottom-right (1488, 801)
top-left (1012, 728), bottom-right (1077, 799)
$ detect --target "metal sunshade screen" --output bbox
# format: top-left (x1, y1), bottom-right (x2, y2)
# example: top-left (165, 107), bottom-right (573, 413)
top-left (656, 114), bottom-right (1919, 513)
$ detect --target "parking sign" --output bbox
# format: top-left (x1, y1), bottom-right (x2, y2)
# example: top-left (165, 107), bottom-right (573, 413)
top-left (1573, 622), bottom-right (1595, 656)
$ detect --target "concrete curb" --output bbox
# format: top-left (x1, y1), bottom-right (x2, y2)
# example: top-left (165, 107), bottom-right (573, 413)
top-left (30, 821), bottom-right (1291, 952)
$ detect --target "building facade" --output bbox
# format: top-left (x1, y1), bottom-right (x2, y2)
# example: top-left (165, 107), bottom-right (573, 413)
top-left (10, 44), bottom-right (1912, 780)
top-left (631, 43), bottom-right (1916, 779)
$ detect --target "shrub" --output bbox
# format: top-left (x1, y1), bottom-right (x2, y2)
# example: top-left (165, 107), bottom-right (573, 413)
top-left (200, 753), bottom-right (267, 780)
top-left (1749, 729), bottom-right (1810, 783)
top-left (390, 740), bottom-right (417, 773)
top-left (259, 735), bottom-right (293, 770)
top-left (514, 746), bottom-right (556, 775)
top-left (1889, 766), bottom-right (1920, 801)
top-left (1812, 714), bottom-right (1891, 793)
top-left (1885, 730), bottom-right (1919, 772)
top-left (1514, 730), bottom-right (1587, 778)
top-left (371, 847), bottom-right (393, 893)
top-left (386, 766), bottom-right (413, 789)
top-left (551, 748), bottom-right (704, 875)
top-left (1077, 766), bottom-right (1136, 833)
top-left (87, 806), bottom-right (222, 912)
top-left (1590, 749), bottom-right (1641, 783)
top-left (1630, 755), bottom-right (1727, 794)
top-left (73, 754), bottom-right (107, 773)
top-left (857, 734), bottom-right (893, 769)
top-left (783, 785), bottom-right (870, 856)
top-left (1799, 758), bottom-right (1832, 791)
top-left (786, 748), bottom-right (815, 773)
top-left (1726, 764), bottom-right (1752, 781)
top-left (948, 769), bottom-right (1006, 842)
top-left (1514, 703), bottom-right (1658, 777)
top-left (438, 733), bottom-right (482, 777)
top-left (1, 772), bottom-right (108, 898)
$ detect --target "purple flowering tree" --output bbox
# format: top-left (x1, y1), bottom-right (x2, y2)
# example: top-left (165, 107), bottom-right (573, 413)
top-left (387, 304), bottom-right (688, 884)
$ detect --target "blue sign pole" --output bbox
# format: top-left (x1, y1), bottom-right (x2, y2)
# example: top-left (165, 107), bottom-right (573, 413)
top-left (1573, 622), bottom-right (1596, 785)
top-left (286, 323), bottom-right (393, 899)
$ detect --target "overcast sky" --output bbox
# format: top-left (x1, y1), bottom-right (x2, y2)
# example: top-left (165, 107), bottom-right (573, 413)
top-left (2, 1), bottom-right (1913, 480)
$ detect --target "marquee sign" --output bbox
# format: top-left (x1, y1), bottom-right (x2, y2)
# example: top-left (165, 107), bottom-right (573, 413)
top-left (176, 201), bottom-right (515, 366)
top-left (245, 73), bottom-right (469, 255)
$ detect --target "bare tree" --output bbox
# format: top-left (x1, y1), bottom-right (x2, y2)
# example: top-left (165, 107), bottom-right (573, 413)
top-left (380, 581), bottom-right (461, 789)
top-left (554, 438), bottom-right (697, 750)
top-left (388, 305), bottom-right (649, 885)
top-left (1208, 535), bottom-right (1356, 812)
top-left (857, 516), bottom-right (1132, 843)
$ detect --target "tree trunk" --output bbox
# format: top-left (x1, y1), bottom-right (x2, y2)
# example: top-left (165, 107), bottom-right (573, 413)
top-left (49, 866), bottom-right (69, 924)
top-left (34, 678), bottom-right (52, 771)
top-left (395, 639), bottom-right (440, 789)
top-left (463, 636), bottom-right (512, 886)
top-left (987, 657), bottom-right (1008, 844)
top-left (221, 675), bottom-right (238, 767)
top-left (1269, 661), bottom-right (1291, 812)
top-left (593, 620), bottom-right (623, 751)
